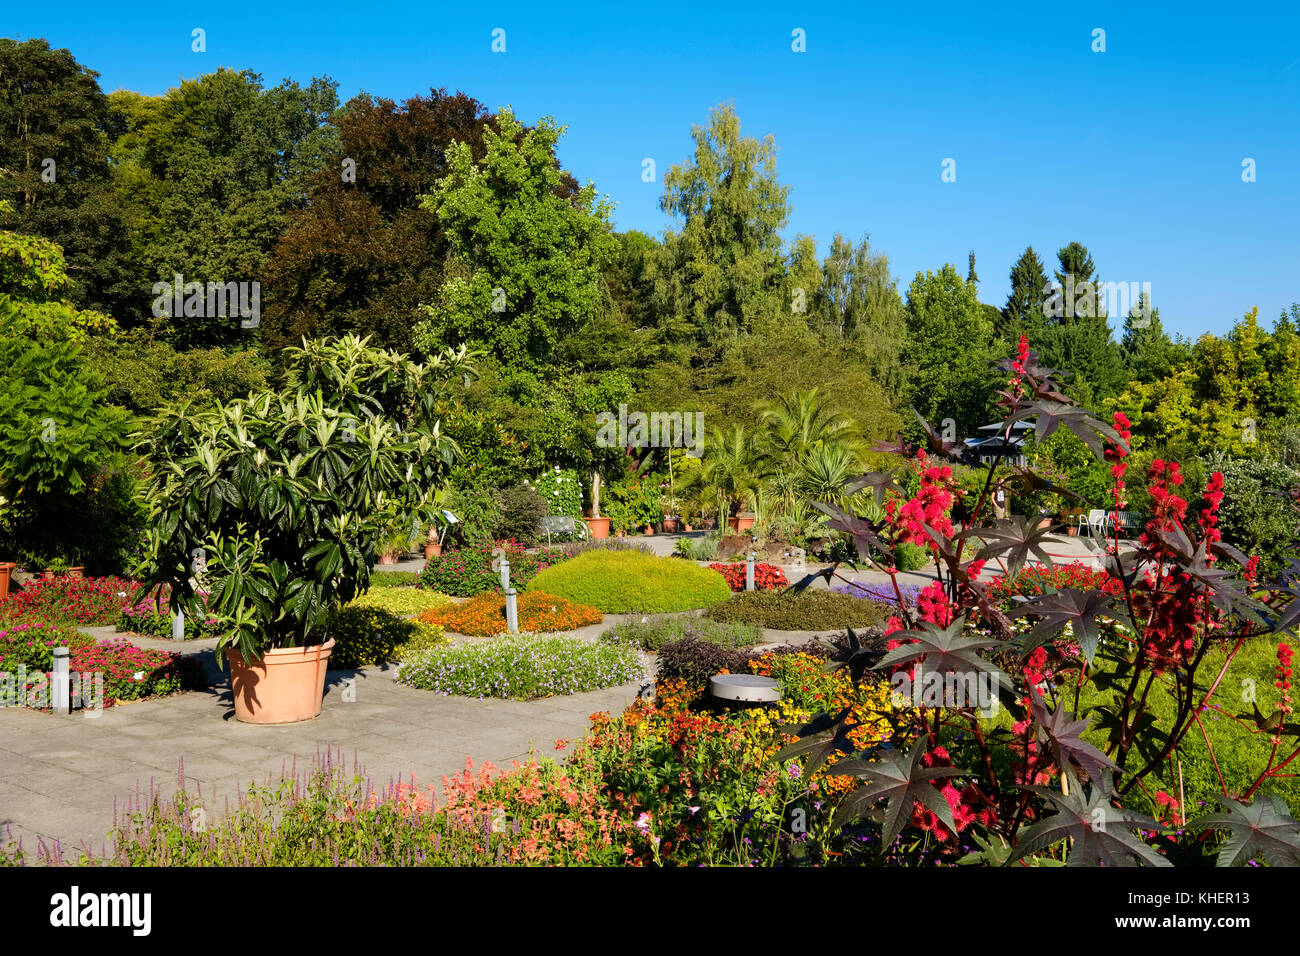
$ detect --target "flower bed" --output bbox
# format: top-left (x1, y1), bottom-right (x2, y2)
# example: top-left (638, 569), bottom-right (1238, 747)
top-left (116, 596), bottom-right (225, 640)
top-left (0, 621), bottom-right (205, 706)
top-left (528, 549), bottom-right (732, 613)
top-left (707, 562), bottom-right (788, 591)
top-left (3, 576), bottom-right (139, 627)
top-left (416, 590), bottom-right (602, 637)
top-left (396, 632), bottom-right (646, 700)
top-left (418, 540), bottom-right (568, 597)
top-left (984, 561), bottom-right (1123, 604)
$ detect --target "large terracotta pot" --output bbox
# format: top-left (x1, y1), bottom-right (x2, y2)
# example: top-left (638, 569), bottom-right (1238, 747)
top-left (582, 516), bottom-right (611, 539)
top-left (425, 541), bottom-right (442, 559)
top-left (226, 639), bottom-right (336, 724)
top-left (0, 563), bottom-right (15, 600)
top-left (662, 517), bottom-right (680, 534)
top-left (728, 515), bottom-right (756, 533)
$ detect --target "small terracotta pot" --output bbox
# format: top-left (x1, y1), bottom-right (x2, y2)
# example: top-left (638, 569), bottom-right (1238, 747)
top-left (226, 639), bottom-right (336, 724)
top-left (0, 562), bottom-right (15, 600)
top-left (68, 567), bottom-right (84, 579)
top-left (377, 550), bottom-right (400, 566)
top-left (642, 526), bottom-right (654, 535)
top-left (582, 516), bottom-right (611, 539)
top-left (683, 524), bottom-right (694, 532)
top-left (425, 542), bottom-right (442, 559)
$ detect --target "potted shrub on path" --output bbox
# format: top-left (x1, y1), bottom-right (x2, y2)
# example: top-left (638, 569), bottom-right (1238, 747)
top-left (138, 335), bottom-right (471, 723)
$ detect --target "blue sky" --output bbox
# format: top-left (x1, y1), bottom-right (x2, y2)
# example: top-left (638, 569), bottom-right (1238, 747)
top-left (8, 1), bottom-right (1299, 340)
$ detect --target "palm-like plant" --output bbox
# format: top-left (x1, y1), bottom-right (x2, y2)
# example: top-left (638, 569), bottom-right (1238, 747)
top-left (757, 389), bottom-right (863, 471)
top-left (695, 425), bottom-right (767, 528)
top-left (798, 442), bottom-right (860, 507)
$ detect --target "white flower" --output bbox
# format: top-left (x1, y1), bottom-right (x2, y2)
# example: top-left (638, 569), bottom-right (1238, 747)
top-left (132, 671), bottom-right (144, 681)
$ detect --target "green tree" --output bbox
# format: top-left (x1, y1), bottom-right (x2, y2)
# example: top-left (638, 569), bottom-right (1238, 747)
top-left (1000, 246), bottom-right (1050, 346)
top-left (903, 264), bottom-right (996, 436)
top-left (262, 89), bottom-right (495, 355)
top-left (110, 68), bottom-right (339, 346)
top-left (1119, 292), bottom-right (1183, 384)
top-left (655, 103), bottom-right (790, 347)
top-left (815, 233), bottom-right (906, 400)
top-left (414, 107), bottom-right (617, 370)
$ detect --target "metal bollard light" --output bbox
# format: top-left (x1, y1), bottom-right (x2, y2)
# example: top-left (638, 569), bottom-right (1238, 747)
top-left (746, 551), bottom-right (756, 591)
top-left (504, 587), bottom-right (519, 633)
top-left (499, 557), bottom-right (511, 592)
top-left (52, 646), bottom-right (70, 715)
top-left (172, 608), bottom-right (185, 641)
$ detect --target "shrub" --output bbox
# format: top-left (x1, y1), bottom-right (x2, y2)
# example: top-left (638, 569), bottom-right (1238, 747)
top-left (368, 570), bottom-right (422, 588)
top-left (350, 586), bottom-right (453, 616)
top-left (707, 562), bottom-right (788, 591)
top-left (1204, 455), bottom-right (1300, 576)
top-left (534, 466), bottom-right (584, 521)
top-left (418, 540), bottom-right (569, 597)
top-left (397, 632), bottom-right (647, 700)
top-left (706, 589), bottom-right (890, 630)
top-left (494, 484), bottom-right (548, 546)
top-left (416, 590), bottom-right (602, 636)
top-left (673, 535), bottom-right (719, 561)
top-left (320, 605), bottom-right (445, 669)
top-left (528, 549), bottom-right (732, 613)
top-left (893, 541), bottom-right (930, 572)
top-left (600, 615), bottom-right (762, 651)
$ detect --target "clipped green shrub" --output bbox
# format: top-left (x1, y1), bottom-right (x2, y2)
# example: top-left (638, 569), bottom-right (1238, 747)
top-left (706, 589), bottom-right (890, 630)
top-left (396, 632), bottom-right (647, 700)
top-left (601, 615), bottom-right (761, 651)
top-left (528, 549), bottom-right (732, 613)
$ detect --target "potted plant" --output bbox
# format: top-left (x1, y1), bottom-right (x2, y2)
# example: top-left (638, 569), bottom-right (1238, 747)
top-left (0, 562), bottom-right (14, 600)
top-left (139, 334), bottom-right (469, 724)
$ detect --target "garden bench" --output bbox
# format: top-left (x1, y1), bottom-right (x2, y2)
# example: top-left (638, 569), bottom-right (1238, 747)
top-left (540, 514), bottom-right (588, 545)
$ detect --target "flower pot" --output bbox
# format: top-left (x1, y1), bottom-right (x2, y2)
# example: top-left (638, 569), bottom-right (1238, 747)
top-left (642, 526), bottom-right (654, 536)
top-left (226, 639), bottom-right (336, 724)
top-left (0, 563), bottom-right (14, 600)
top-left (377, 550), bottom-right (400, 566)
top-left (425, 542), bottom-right (442, 559)
top-left (683, 524), bottom-right (694, 532)
top-left (662, 517), bottom-right (680, 534)
top-left (701, 519), bottom-right (716, 531)
top-left (68, 566), bottom-right (84, 579)
top-left (582, 516), bottom-right (611, 539)
top-left (728, 516), bottom-right (756, 534)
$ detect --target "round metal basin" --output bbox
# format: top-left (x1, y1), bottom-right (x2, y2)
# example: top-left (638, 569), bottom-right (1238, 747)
top-left (710, 674), bottom-right (782, 703)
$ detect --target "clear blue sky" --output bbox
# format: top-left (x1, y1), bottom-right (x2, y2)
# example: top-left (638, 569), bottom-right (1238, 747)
top-left (8, 1), bottom-right (1299, 340)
